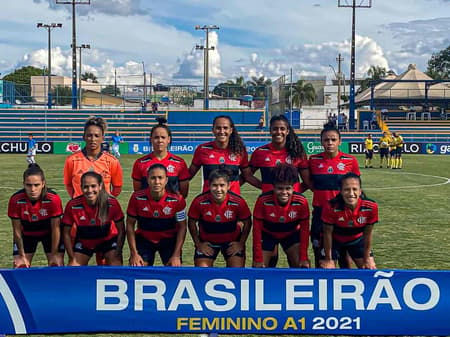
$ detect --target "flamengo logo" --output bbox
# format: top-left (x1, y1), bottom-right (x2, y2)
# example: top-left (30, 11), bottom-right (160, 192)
top-left (0, 142), bottom-right (53, 154)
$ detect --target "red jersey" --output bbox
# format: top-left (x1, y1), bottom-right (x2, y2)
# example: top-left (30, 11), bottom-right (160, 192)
top-left (8, 189), bottom-right (63, 236)
top-left (127, 189), bottom-right (186, 243)
top-left (191, 141), bottom-right (249, 194)
top-left (321, 198), bottom-right (378, 243)
top-left (188, 191), bottom-right (251, 243)
top-left (250, 143), bottom-right (308, 193)
top-left (253, 191), bottom-right (310, 263)
top-left (309, 151), bottom-right (360, 207)
top-left (64, 149), bottom-right (123, 197)
top-left (61, 196), bottom-right (124, 249)
top-left (131, 152), bottom-right (190, 192)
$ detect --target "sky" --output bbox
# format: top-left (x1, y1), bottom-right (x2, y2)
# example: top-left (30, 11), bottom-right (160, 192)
top-left (0, 0), bottom-right (449, 87)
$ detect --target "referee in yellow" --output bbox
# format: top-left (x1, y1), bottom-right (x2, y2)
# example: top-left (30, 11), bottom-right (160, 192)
top-left (379, 131), bottom-right (390, 168)
top-left (364, 134), bottom-right (374, 168)
top-left (392, 132), bottom-right (404, 169)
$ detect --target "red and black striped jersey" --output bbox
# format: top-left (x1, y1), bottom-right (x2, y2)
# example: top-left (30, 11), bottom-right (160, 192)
top-left (188, 191), bottom-right (251, 243)
top-left (127, 189), bottom-right (186, 243)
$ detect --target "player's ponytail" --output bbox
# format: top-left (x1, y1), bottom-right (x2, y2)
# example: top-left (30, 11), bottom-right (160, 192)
top-left (23, 163), bottom-right (48, 199)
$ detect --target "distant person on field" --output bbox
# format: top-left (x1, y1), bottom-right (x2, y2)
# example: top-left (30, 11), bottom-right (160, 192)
top-left (392, 132), bottom-right (404, 169)
top-left (379, 131), bottom-right (390, 168)
top-left (26, 133), bottom-right (37, 164)
top-left (151, 101), bottom-right (158, 113)
top-left (188, 168), bottom-right (252, 268)
top-left (8, 164), bottom-right (64, 268)
top-left (388, 134), bottom-right (396, 168)
top-left (61, 172), bottom-right (125, 266)
top-left (252, 164), bottom-right (310, 268)
top-left (127, 164), bottom-right (187, 267)
top-left (111, 130), bottom-right (124, 159)
top-left (364, 134), bottom-right (374, 168)
top-left (320, 173), bottom-right (378, 269)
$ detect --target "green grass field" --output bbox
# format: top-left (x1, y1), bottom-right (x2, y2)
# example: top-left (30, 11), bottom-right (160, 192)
top-left (1, 153), bottom-right (449, 337)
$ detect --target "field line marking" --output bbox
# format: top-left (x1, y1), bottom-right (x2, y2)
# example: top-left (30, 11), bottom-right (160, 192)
top-left (364, 172), bottom-right (450, 191)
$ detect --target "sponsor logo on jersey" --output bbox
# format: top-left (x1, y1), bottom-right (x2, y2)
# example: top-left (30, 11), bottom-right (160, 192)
top-left (264, 157), bottom-right (271, 162)
top-left (338, 216), bottom-right (345, 221)
top-left (209, 154), bottom-right (215, 159)
top-left (205, 211), bottom-right (212, 216)
top-left (142, 207), bottom-right (149, 212)
top-left (80, 215), bottom-right (86, 220)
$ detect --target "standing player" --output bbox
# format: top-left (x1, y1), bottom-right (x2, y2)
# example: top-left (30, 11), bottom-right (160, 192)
top-left (111, 130), bottom-right (124, 159)
top-left (61, 172), bottom-right (125, 266)
top-left (364, 134), bottom-right (374, 168)
top-left (392, 132), bottom-right (404, 169)
top-left (132, 117), bottom-right (190, 197)
top-left (26, 133), bottom-right (37, 164)
top-left (250, 114), bottom-right (312, 267)
top-left (252, 164), bottom-right (310, 268)
top-left (320, 173), bottom-right (378, 269)
top-left (127, 164), bottom-right (187, 267)
top-left (64, 116), bottom-right (123, 198)
top-left (188, 168), bottom-right (252, 268)
top-left (189, 115), bottom-right (260, 194)
top-left (388, 133), bottom-right (396, 168)
top-left (379, 131), bottom-right (390, 168)
top-left (8, 164), bottom-right (64, 267)
top-left (309, 123), bottom-right (360, 268)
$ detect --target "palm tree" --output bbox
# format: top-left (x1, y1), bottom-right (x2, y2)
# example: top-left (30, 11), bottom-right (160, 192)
top-left (212, 76), bottom-right (247, 98)
top-left (358, 65), bottom-right (387, 93)
top-left (291, 80), bottom-right (316, 108)
top-left (81, 72), bottom-right (98, 83)
top-left (246, 76), bottom-right (272, 98)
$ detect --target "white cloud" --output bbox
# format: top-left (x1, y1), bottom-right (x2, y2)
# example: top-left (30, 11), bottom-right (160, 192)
top-left (33, 0), bottom-right (148, 16)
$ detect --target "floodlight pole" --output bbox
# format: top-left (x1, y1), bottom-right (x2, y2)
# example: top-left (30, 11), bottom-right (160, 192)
top-left (338, 0), bottom-right (372, 130)
top-left (37, 23), bottom-right (62, 109)
top-left (56, 0), bottom-right (90, 109)
top-left (74, 44), bottom-right (90, 108)
top-left (195, 25), bottom-right (220, 110)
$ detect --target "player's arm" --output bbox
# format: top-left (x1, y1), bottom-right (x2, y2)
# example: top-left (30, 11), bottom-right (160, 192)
top-left (252, 217), bottom-right (264, 268)
top-left (115, 218), bottom-right (125, 262)
top-left (320, 223), bottom-right (336, 269)
top-left (179, 180), bottom-right (189, 199)
top-left (63, 159), bottom-right (75, 198)
top-left (167, 218), bottom-right (187, 267)
top-left (241, 166), bottom-right (261, 188)
top-left (126, 215), bottom-right (144, 266)
top-left (49, 217), bottom-right (63, 266)
top-left (110, 160), bottom-right (123, 197)
top-left (362, 225), bottom-right (376, 269)
top-left (188, 217), bottom-right (214, 256)
top-left (298, 167), bottom-right (313, 192)
top-left (299, 218), bottom-right (310, 268)
top-left (188, 163), bottom-right (201, 179)
top-left (62, 224), bottom-right (74, 263)
top-left (11, 218), bottom-right (29, 267)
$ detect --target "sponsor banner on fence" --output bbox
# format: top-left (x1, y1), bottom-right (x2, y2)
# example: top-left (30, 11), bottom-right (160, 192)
top-left (348, 143), bottom-right (422, 154)
top-left (0, 142), bottom-right (53, 154)
top-left (423, 143), bottom-right (450, 155)
top-left (0, 268), bottom-right (448, 335)
top-left (52, 142), bottom-right (129, 155)
top-left (129, 142), bottom-right (350, 155)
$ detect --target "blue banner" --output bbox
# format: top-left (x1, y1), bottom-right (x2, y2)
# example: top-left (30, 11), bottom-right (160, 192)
top-left (423, 143), bottom-right (450, 155)
top-left (0, 267), bottom-right (449, 335)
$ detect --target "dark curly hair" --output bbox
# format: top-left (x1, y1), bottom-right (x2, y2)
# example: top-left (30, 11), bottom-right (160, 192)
top-left (269, 115), bottom-right (306, 159)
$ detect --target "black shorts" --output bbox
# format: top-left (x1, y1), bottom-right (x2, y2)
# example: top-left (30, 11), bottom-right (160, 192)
top-left (74, 236), bottom-right (118, 257)
top-left (395, 147), bottom-right (402, 156)
top-left (379, 148), bottom-right (389, 157)
top-left (389, 149), bottom-right (396, 157)
top-left (194, 241), bottom-right (245, 260)
top-left (13, 234), bottom-right (64, 255)
top-left (320, 237), bottom-right (373, 260)
top-left (261, 231), bottom-right (299, 253)
top-left (136, 235), bottom-right (178, 266)
top-left (311, 206), bottom-right (323, 246)
top-left (365, 149), bottom-right (373, 159)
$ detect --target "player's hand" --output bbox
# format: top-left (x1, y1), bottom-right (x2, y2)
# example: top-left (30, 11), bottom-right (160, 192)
top-left (252, 261), bottom-right (265, 268)
top-left (14, 255), bottom-right (30, 268)
top-left (196, 242), bottom-right (215, 256)
top-left (299, 259), bottom-right (310, 268)
top-left (129, 253), bottom-right (145, 266)
top-left (166, 256), bottom-right (182, 267)
top-left (362, 258), bottom-right (376, 269)
top-left (227, 242), bottom-right (244, 256)
top-left (319, 259), bottom-right (336, 269)
top-left (49, 254), bottom-right (64, 267)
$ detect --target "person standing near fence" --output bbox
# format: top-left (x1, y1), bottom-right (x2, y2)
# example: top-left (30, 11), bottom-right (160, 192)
top-left (26, 133), bottom-right (37, 164)
top-left (8, 164), bottom-right (64, 267)
top-left (111, 130), bottom-right (124, 159)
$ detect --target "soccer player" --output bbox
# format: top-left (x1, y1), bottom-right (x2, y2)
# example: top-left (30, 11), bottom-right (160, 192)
top-left (320, 172), bottom-right (378, 269)
top-left (364, 134), bottom-right (374, 168)
top-left (26, 133), bottom-right (37, 164)
top-left (111, 130), bottom-right (124, 159)
top-left (64, 116), bottom-right (123, 198)
top-left (392, 132), bottom-right (404, 169)
top-left (388, 133), bottom-right (396, 168)
top-left (61, 172), bottom-right (125, 266)
top-left (8, 164), bottom-right (64, 268)
top-left (188, 168), bottom-right (252, 267)
top-left (379, 131), bottom-right (390, 168)
top-left (309, 122), bottom-right (360, 268)
top-left (126, 164), bottom-right (187, 267)
top-left (249, 114), bottom-right (312, 267)
top-left (252, 164), bottom-right (310, 268)
top-left (132, 117), bottom-right (190, 198)
top-left (189, 115), bottom-right (260, 194)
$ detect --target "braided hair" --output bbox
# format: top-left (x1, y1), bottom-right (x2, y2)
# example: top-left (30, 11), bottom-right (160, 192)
top-left (269, 115), bottom-right (306, 159)
top-left (213, 115), bottom-right (246, 156)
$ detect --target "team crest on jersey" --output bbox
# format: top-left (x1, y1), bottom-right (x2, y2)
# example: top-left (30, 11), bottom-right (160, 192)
top-left (279, 216), bottom-right (285, 223)
top-left (288, 211), bottom-right (297, 219)
top-left (337, 163), bottom-right (345, 171)
top-left (31, 214), bottom-right (38, 221)
top-left (327, 166), bottom-right (334, 173)
top-left (163, 206), bottom-right (172, 215)
top-left (215, 215), bottom-right (221, 222)
top-left (286, 157), bottom-right (292, 164)
top-left (224, 210), bottom-right (234, 219)
top-left (219, 157), bottom-right (225, 164)
top-left (229, 154), bottom-right (237, 162)
top-left (153, 211), bottom-right (160, 217)
top-left (357, 216), bottom-right (367, 224)
top-left (167, 165), bottom-right (175, 173)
